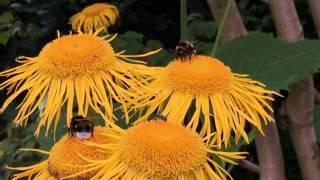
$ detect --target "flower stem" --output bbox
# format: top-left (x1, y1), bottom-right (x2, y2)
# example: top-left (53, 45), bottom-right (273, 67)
top-left (180, 0), bottom-right (188, 40)
top-left (211, 0), bottom-right (233, 56)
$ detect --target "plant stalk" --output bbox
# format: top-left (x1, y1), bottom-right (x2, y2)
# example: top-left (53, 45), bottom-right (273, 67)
top-left (210, 0), bottom-right (233, 56)
top-left (180, 0), bottom-right (188, 40)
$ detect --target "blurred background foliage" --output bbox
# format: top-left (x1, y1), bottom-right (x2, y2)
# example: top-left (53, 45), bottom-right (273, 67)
top-left (0, 0), bottom-right (320, 179)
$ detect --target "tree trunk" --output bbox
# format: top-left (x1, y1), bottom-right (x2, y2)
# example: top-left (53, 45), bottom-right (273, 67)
top-left (307, 0), bottom-right (320, 37)
top-left (207, 1), bottom-right (285, 179)
top-left (255, 122), bottom-right (285, 180)
top-left (284, 78), bottom-right (320, 180)
top-left (206, 0), bottom-right (247, 44)
top-left (269, 0), bottom-right (320, 179)
top-left (269, 0), bottom-right (303, 42)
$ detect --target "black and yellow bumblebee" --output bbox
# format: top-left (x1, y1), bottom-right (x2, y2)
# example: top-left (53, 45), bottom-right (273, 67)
top-left (68, 115), bottom-right (94, 140)
top-left (175, 41), bottom-right (197, 60)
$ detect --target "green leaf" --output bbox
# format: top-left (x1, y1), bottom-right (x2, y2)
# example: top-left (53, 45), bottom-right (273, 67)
top-left (146, 40), bottom-right (163, 49)
top-left (189, 20), bottom-right (216, 39)
top-left (145, 40), bottom-right (173, 66)
top-left (148, 49), bottom-right (173, 66)
top-left (120, 31), bottom-right (144, 41)
top-left (0, 31), bottom-right (11, 45)
top-left (35, 110), bottom-right (67, 150)
top-left (194, 42), bottom-right (212, 54)
top-left (215, 33), bottom-right (320, 91)
top-left (27, 24), bottom-right (43, 39)
top-left (111, 31), bottom-right (145, 53)
top-left (0, 11), bottom-right (14, 24)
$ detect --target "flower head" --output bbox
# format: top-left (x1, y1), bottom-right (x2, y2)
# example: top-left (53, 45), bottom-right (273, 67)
top-left (129, 55), bottom-right (279, 146)
top-left (0, 30), bottom-right (160, 136)
top-left (8, 127), bottom-right (114, 179)
top-left (70, 3), bottom-right (119, 33)
top-left (74, 120), bottom-right (247, 179)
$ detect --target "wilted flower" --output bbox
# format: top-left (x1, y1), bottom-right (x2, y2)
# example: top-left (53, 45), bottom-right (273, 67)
top-left (70, 3), bottom-right (119, 33)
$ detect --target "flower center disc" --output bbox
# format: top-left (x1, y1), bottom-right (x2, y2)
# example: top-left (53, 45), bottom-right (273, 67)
top-left (38, 34), bottom-right (114, 79)
top-left (82, 3), bottom-right (110, 16)
top-left (119, 121), bottom-right (207, 177)
top-left (165, 55), bottom-right (233, 95)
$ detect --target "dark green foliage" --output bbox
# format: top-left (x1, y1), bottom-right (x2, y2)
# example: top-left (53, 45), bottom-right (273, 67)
top-left (188, 20), bottom-right (216, 39)
top-left (216, 33), bottom-right (320, 91)
top-left (0, 123), bottom-right (43, 179)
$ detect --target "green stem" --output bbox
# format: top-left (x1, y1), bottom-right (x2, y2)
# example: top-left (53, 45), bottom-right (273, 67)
top-left (180, 0), bottom-right (188, 40)
top-left (211, 0), bottom-right (233, 56)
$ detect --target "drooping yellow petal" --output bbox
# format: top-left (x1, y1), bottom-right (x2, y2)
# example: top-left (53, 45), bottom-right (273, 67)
top-left (0, 30), bottom-right (160, 136)
top-left (70, 3), bottom-right (119, 33)
top-left (8, 160), bottom-right (54, 180)
top-left (128, 55), bottom-right (279, 146)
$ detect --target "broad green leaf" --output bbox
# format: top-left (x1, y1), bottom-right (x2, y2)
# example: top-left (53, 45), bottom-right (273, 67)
top-left (194, 42), bottom-right (212, 54)
top-left (0, 31), bottom-right (11, 45)
top-left (0, 11), bottom-right (13, 24)
top-left (145, 40), bottom-right (173, 66)
top-left (35, 107), bottom-right (67, 150)
top-left (146, 40), bottom-right (163, 49)
top-left (149, 50), bottom-right (173, 66)
top-left (27, 24), bottom-right (43, 39)
top-left (112, 31), bottom-right (145, 53)
top-left (35, 118), bottom-right (67, 151)
top-left (189, 20), bottom-right (216, 39)
top-left (216, 33), bottom-right (320, 91)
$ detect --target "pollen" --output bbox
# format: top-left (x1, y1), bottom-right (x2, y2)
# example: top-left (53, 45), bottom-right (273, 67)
top-left (165, 55), bottom-right (233, 95)
top-left (119, 120), bottom-right (207, 177)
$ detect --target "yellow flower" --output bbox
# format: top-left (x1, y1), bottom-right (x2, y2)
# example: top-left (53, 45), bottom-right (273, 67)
top-left (70, 3), bottom-right (119, 33)
top-left (70, 120), bottom-right (247, 180)
top-left (0, 30), bottom-right (160, 136)
top-left (7, 127), bottom-right (115, 179)
top-left (129, 55), bottom-right (279, 146)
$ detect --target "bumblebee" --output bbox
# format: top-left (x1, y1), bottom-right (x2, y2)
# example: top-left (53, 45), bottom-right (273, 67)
top-left (175, 41), bottom-right (197, 60)
top-left (68, 115), bottom-right (94, 140)
top-left (148, 114), bottom-right (167, 121)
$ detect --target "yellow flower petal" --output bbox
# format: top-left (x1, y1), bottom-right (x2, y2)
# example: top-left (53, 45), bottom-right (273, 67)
top-left (82, 120), bottom-right (247, 179)
top-left (128, 55), bottom-right (278, 146)
top-left (0, 31), bottom-right (160, 136)
top-left (8, 127), bottom-right (115, 179)
top-left (70, 3), bottom-right (119, 33)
